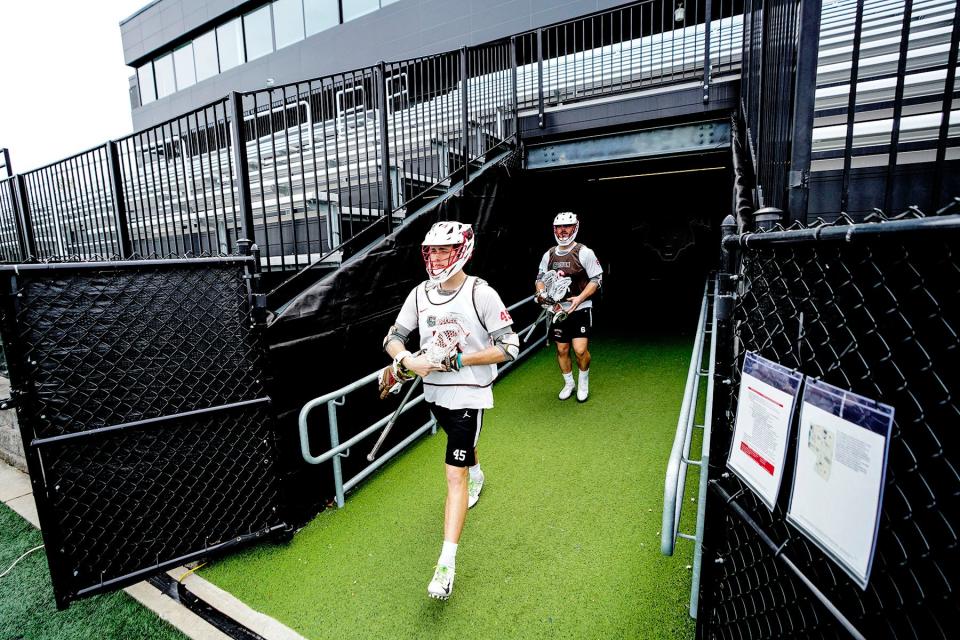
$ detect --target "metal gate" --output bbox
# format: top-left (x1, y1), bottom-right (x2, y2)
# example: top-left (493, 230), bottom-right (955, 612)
top-left (0, 257), bottom-right (287, 609)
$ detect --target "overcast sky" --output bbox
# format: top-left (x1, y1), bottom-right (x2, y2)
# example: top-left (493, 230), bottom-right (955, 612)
top-left (0, 1), bottom-right (147, 173)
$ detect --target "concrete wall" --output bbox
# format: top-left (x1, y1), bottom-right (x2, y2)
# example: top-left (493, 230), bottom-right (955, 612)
top-left (0, 377), bottom-right (26, 472)
top-left (123, 0), bottom-right (629, 130)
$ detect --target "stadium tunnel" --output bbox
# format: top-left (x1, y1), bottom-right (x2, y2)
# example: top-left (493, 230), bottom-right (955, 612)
top-left (516, 132), bottom-right (733, 334)
top-left (265, 115), bottom-right (736, 523)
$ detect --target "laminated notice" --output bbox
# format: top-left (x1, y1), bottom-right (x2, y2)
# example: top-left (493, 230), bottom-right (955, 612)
top-left (786, 378), bottom-right (894, 590)
top-left (726, 352), bottom-right (804, 510)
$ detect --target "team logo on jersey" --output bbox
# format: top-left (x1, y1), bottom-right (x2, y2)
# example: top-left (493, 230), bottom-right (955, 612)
top-left (553, 262), bottom-right (571, 269)
top-left (426, 311), bottom-right (468, 329)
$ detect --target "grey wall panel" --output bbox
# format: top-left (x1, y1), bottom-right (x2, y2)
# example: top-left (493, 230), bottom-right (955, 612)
top-left (125, 0), bottom-right (629, 130)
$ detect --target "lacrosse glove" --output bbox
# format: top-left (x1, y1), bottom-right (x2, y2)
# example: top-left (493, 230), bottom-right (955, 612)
top-left (438, 351), bottom-right (463, 372)
top-left (378, 351), bottom-right (417, 400)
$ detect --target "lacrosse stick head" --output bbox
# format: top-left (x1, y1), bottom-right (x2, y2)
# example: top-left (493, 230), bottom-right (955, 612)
top-left (552, 300), bottom-right (574, 324)
top-left (552, 211), bottom-right (579, 247)
top-left (538, 269), bottom-right (572, 306)
top-left (422, 222), bottom-right (474, 285)
top-left (424, 315), bottom-right (469, 367)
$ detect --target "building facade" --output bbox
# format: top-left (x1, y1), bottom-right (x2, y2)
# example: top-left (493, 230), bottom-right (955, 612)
top-left (122, 0), bottom-right (632, 130)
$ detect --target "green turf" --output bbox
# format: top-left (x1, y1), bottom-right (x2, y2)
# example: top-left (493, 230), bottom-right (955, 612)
top-left (202, 335), bottom-right (701, 639)
top-left (0, 503), bottom-right (185, 640)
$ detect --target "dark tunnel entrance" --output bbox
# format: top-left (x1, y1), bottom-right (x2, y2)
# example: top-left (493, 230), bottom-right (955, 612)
top-left (518, 150), bottom-right (733, 334)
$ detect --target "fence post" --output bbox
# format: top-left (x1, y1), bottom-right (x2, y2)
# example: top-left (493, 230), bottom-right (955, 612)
top-left (510, 36), bottom-right (520, 141)
top-left (536, 28), bottom-right (545, 128)
top-left (787, 0), bottom-right (823, 224)
top-left (460, 47), bottom-right (470, 183)
top-left (703, 0), bottom-right (712, 103)
top-left (12, 175), bottom-right (37, 261)
top-left (105, 141), bottom-right (134, 258)
top-left (328, 401), bottom-right (346, 508)
top-left (376, 62), bottom-right (394, 234)
top-left (5, 178), bottom-right (26, 261)
top-left (229, 91), bottom-right (255, 250)
top-left (0, 148), bottom-right (11, 179)
top-left (753, 206), bottom-right (783, 232)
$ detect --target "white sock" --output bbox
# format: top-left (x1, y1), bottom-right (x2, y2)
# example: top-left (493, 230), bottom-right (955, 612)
top-left (563, 371), bottom-right (574, 386)
top-left (578, 369), bottom-right (589, 384)
top-left (469, 464), bottom-right (483, 482)
top-left (439, 540), bottom-right (458, 569)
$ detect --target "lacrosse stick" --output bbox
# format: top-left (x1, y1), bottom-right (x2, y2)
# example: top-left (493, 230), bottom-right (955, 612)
top-left (368, 316), bottom-right (469, 461)
top-left (368, 376), bottom-right (421, 461)
top-left (523, 270), bottom-right (572, 340)
top-left (522, 306), bottom-right (550, 342)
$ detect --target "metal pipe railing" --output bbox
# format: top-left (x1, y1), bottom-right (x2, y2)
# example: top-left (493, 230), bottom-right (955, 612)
top-left (299, 293), bottom-right (549, 507)
top-left (688, 274), bottom-right (719, 618)
top-left (661, 280), bottom-right (710, 556)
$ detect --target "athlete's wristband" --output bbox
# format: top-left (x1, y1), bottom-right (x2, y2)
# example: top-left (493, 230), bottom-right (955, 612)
top-left (394, 349), bottom-right (413, 371)
top-left (455, 352), bottom-right (463, 370)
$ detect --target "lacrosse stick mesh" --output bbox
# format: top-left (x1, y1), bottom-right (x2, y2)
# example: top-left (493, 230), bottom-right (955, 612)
top-left (539, 270), bottom-right (572, 306)
top-left (424, 316), bottom-right (469, 367)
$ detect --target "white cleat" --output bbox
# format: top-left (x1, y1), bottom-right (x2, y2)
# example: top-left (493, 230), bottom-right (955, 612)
top-left (559, 380), bottom-right (575, 400)
top-left (577, 377), bottom-right (589, 402)
top-left (428, 565), bottom-right (455, 600)
top-left (468, 474), bottom-right (484, 509)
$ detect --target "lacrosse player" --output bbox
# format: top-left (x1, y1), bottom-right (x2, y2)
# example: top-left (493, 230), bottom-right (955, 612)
top-left (536, 212), bottom-right (603, 402)
top-left (382, 221), bottom-right (519, 600)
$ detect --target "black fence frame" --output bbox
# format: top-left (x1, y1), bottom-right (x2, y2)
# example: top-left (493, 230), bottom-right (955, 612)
top-left (697, 203), bottom-right (960, 639)
top-left (0, 256), bottom-right (288, 609)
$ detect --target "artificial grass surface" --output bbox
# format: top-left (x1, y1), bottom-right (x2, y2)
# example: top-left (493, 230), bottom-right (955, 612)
top-left (202, 335), bottom-right (701, 639)
top-left (0, 503), bottom-right (185, 640)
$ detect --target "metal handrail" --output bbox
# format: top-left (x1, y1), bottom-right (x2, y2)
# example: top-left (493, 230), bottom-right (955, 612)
top-left (688, 274), bottom-right (719, 618)
top-left (661, 280), bottom-right (710, 556)
top-left (299, 292), bottom-right (550, 506)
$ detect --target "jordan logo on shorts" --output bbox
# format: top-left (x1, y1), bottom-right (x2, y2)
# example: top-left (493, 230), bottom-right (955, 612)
top-left (462, 411), bottom-right (471, 419)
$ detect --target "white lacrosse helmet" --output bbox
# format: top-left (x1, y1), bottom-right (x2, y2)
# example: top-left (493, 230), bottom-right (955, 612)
top-left (421, 221), bottom-right (475, 283)
top-left (553, 211), bottom-right (579, 246)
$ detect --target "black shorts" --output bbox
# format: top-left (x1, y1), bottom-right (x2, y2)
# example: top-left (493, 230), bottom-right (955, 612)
top-left (551, 307), bottom-right (593, 343)
top-left (427, 403), bottom-right (483, 467)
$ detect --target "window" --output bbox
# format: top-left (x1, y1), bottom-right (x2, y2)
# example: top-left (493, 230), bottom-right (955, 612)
top-left (342, 0), bottom-right (379, 22)
top-left (273, 0), bottom-right (305, 49)
top-left (305, 0), bottom-right (339, 34)
top-left (194, 30), bottom-right (219, 81)
top-left (138, 63), bottom-right (156, 105)
top-left (217, 18), bottom-right (245, 72)
top-left (154, 53), bottom-right (176, 98)
top-left (173, 44), bottom-right (196, 89)
top-left (244, 5), bottom-right (274, 61)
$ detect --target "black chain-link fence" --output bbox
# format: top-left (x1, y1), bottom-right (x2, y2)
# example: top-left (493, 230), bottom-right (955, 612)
top-left (698, 202), bottom-right (960, 639)
top-left (0, 258), bottom-right (287, 609)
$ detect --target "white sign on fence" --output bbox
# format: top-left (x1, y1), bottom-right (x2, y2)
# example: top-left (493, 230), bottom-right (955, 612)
top-left (727, 351), bottom-right (804, 510)
top-left (787, 378), bottom-right (894, 590)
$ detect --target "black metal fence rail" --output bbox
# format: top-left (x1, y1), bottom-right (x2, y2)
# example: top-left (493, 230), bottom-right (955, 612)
top-left (116, 98), bottom-right (237, 259)
top-left (0, 177), bottom-right (24, 262)
top-left (515, 0), bottom-right (745, 116)
top-left (811, 0), bottom-right (960, 217)
top-left (698, 202), bottom-right (960, 639)
top-left (0, 0), bottom-right (744, 273)
top-left (740, 0), bottom-right (822, 217)
top-left (20, 145), bottom-right (120, 260)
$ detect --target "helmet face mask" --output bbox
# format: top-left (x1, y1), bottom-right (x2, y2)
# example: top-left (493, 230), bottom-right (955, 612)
top-left (552, 212), bottom-right (579, 246)
top-left (421, 221), bottom-right (475, 283)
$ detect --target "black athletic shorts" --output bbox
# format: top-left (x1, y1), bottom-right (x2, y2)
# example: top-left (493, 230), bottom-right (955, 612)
top-left (551, 307), bottom-right (593, 343)
top-left (427, 403), bottom-right (483, 467)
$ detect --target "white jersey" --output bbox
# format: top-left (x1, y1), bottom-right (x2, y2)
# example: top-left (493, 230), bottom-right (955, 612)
top-left (396, 275), bottom-right (513, 409)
